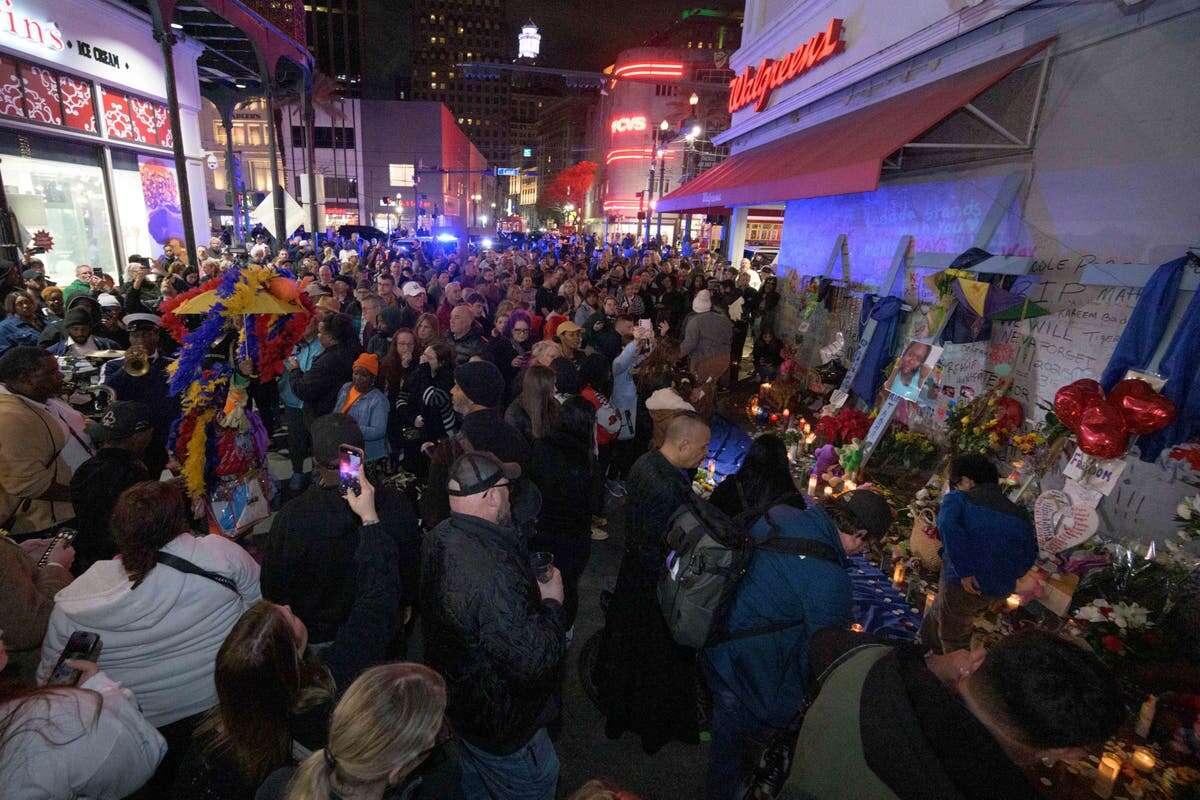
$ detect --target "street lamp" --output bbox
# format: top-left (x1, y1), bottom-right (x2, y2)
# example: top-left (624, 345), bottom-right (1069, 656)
top-left (659, 119), bottom-right (669, 132)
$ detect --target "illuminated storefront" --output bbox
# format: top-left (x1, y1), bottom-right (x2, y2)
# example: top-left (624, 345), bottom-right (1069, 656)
top-left (0, 0), bottom-right (206, 283)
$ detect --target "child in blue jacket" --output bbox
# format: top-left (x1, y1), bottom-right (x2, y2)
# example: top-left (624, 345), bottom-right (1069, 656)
top-left (921, 453), bottom-right (1037, 653)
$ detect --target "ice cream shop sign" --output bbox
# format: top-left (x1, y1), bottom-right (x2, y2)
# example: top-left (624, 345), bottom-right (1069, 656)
top-left (727, 18), bottom-right (845, 114)
top-left (0, 0), bottom-right (64, 53)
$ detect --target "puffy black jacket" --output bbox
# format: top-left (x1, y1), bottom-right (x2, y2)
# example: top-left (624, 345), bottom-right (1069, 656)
top-left (420, 512), bottom-right (567, 754)
top-left (290, 341), bottom-right (361, 419)
top-left (261, 483), bottom-right (420, 644)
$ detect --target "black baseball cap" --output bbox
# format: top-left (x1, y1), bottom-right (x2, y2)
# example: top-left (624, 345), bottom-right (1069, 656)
top-left (310, 413), bottom-right (364, 468)
top-left (447, 451), bottom-right (520, 497)
top-left (86, 401), bottom-right (152, 443)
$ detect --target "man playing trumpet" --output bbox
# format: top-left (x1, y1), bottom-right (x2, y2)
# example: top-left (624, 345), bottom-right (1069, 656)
top-left (101, 313), bottom-right (179, 477)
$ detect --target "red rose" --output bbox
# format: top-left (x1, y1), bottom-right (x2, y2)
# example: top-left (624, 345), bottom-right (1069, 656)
top-left (1100, 634), bottom-right (1125, 654)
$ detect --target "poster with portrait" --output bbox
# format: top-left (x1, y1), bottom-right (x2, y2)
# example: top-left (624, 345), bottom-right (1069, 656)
top-left (885, 339), bottom-right (943, 404)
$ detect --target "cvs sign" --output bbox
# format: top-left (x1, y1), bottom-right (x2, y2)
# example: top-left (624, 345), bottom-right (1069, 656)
top-left (610, 115), bottom-right (647, 134)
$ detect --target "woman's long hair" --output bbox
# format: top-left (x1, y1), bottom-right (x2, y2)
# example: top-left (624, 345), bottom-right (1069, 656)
top-left (0, 685), bottom-right (104, 770)
top-left (287, 664), bottom-right (446, 800)
top-left (380, 328), bottom-right (417, 395)
top-left (195, 601), bottom-right (335, 787)
top-left (111, 480), bottom-right (193, 589)
top-left (518, 364), bottom-right (559, 440)
top-left (413, 313), bottom-right (441, 351)
top-left (730, 434), bottom-right (798, 516)
top-left (555, 395), bottom-right (596, 458)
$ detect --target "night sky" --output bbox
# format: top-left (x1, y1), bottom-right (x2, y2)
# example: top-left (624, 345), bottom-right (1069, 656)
top-left (506, 0), bottom-right (744, 72)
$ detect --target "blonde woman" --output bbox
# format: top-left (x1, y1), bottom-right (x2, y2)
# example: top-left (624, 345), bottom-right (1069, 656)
top-left (255, 664), bottom-right (452, 800)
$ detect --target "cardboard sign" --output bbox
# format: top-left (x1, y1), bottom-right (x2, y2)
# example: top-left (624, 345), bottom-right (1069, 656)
top-left (1063, 448), bottom-right (1127, 496)
top-left (1034, 489), bottom-right (1099, 554)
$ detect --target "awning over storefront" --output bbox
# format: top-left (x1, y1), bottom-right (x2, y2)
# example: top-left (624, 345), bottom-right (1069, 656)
top-left (657, 40), bottom-right (1052, 213)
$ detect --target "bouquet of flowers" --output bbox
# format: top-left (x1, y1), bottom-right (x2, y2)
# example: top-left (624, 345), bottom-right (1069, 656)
top-left (945, 386), bottom-right (1020, 456)
top-left (815, 406), bottom-right (871, 447)
top-left (1177, 496), bottom-right (1200, 542)
top-left (873, 428), bottom-right (938, 471)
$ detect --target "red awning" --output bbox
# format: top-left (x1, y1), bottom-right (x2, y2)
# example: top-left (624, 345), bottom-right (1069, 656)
top-left (657, 40), bottom-right (1052, 213)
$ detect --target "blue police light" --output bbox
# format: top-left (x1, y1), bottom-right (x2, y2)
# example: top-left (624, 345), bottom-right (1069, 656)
top-left (435, 233), bottom-right (458, 243)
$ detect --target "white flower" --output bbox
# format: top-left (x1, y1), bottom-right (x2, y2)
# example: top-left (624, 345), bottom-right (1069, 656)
top-left (1179, 501), bottom-right (1193, 521)
top-left (1074, 600), bottom-right (1113, 625)
top-left (1111, 602), bottom-right (1150, 630)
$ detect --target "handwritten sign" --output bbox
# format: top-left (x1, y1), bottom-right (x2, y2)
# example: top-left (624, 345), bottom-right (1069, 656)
top-left (932, 340), bottom-right (989, 422)
top-left (1034, 489), bottom-right (1100, 554)
top-left (1062, 448), bottom-right (1127, 497)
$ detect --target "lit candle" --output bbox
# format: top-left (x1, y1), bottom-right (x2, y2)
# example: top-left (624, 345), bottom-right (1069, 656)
top-left (1092, 753), bottom-right (1121, 798)
top-left (805, 433), bottom-right (817, 445)
top-left (807, 475), bottom-right (818, 496)
top-left (1131, 747), bottom-right (1155, 772)
top-left (707, 460), bottom-right (715, 483)
top-left (823, 486), bottom-right (833, 497)
top-left (844, 480), bottom-right (857, 492)
top-left (782, 408), bottom-right (791, 419)
top-left (925, 589), bottom-right (937, 610)
top-left (849, 623), bottom-right (864, 633)
top-left (770, 413), bottom-right (779, 424)
top-left (892, 561), bottom-right (907, 586)
top-left (1006, 594), bottom-right (1021, 611)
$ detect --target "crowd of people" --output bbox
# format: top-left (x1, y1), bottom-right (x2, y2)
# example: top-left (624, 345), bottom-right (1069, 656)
top-left (0, 230), bottom-right (1124, 800)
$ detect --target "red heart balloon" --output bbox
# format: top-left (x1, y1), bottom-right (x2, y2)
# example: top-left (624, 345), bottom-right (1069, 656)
top-left (1107, 378), bottom-right (1176, 435)
top-left (1054, 379), bottom-right (1105, 432)
top-left (1077, 400), bottom-right (1129, 460)
top-left (995, 397), bottom-right (1024, 432)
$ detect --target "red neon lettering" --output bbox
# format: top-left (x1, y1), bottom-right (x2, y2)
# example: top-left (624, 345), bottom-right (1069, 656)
top-left (729, 18), bottom-right (844, 114)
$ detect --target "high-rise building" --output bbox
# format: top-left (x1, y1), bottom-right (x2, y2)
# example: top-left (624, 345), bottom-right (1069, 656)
top-left (305, 0), bottom-right (365, 95)
top-left (407, 0), bottom-right (511, 165)
top-left (518, 20), bottom-right (540, 61)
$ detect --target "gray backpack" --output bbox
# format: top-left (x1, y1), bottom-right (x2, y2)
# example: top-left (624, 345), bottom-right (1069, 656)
top-left (658, 496), bottom-right (840, 650)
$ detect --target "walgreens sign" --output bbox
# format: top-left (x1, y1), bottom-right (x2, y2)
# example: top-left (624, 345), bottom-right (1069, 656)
top-left (727, 18), bottom-right (844, 114)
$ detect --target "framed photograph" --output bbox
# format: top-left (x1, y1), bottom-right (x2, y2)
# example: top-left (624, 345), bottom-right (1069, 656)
top-left (885, 339), bottom-right (943, 402)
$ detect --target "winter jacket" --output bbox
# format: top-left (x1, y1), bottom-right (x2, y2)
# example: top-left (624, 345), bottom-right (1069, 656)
top-left (0, 535), bottom-right (73, 681)
top-left (0, 671), bottom-right (166, 799)
top-left (99, 353), bottom-right (178, 476)
top-left (38, 532), bottom-right (262, 727)
top-left (0, 315), bottom-right (41, 355)
top-left (262, 482), bottom-right (420, 645)
top-left (451, 325), bottom-right (487, 365)
top-left (594, 449), bottom-right (702, 749)
top-left (938, 483), bottom-right (1037, 597)
top-left (527, 430), bottom-right (593, 541)
top-left (581, 386), bottom-right (621, 447)
top-left (61, 278), bottom-right (93, 309)
top-left (420, 512), bottom-right (567, 754)
top-left (47, 335), bottom-right (119, 356)
top-left (0, 388), bottom-right (76, 534)
top-left (645, 387), bottom-right (695, 449)
top-left (611, 340), bottom-right (647, 440)
top-left (69, 448), bottom-right (151, 574)
top-left (290, 341), bottom-right (361, 421)
top-left (679, 309), bottom-right (733, 368)
top-left (334, 383), bottom-right (390, 461)
top-left (278, 337), bottom-right (324, 409)
top-left (704, 502), bottom-right (853, 730)
top-left (460, 406), bottom-right (531, 466)
top-left (782, 630), bottom-right (1041, 800)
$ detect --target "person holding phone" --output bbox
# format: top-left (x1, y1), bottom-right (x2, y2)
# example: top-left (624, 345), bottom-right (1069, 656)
top-left (0, 632), bottom-right (166, 798)
top-left (0, 531), bottom-right (74, 684)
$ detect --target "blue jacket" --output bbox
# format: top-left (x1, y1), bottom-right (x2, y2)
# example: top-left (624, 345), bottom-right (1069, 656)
top-left (0, 317), bottom-right (41, 355)
top-left (610, 340), bottom-right (647, 440)
top-left (279, 338), bottom-right (324, 409)
top-left (704, 502), bottom-right (853, 730)
top-left (938, 484), bottom-right (1037, 597)
top-left (333, 384), bottom-right (390, 462)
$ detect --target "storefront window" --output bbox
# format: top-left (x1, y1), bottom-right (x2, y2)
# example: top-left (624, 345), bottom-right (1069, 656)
top-left (0, 131), bottom-right (116, 284)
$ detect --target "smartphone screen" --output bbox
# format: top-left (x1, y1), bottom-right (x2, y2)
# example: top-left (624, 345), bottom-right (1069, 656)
top-left (338, 444), bottom-right (363, 496)
top-left (48, 631), bottom-right (101, 686)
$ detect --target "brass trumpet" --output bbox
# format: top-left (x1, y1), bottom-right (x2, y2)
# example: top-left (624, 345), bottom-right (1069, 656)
top-left (124, 347), bottom-right (151, 377)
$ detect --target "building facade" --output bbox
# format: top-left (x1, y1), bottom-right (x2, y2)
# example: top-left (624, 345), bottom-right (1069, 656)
top-left (594, 9), bottom-right (742, 243)
top-left (0, 0), bottom-right (207, 284)
top-left (660, 0), bottom-right (1200, 541)
top-left (278, 98), bottom-right (487, 236)
top-left (407, 0), bottom-right (510, 165)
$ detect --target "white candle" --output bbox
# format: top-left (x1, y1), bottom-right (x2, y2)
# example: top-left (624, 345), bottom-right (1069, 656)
top-left (807, 475), bottom-right (818, 496)
top-left (844, 480), bottom-right (857, 492)
top-left (707, 460), bottom-right (715, 482)
top-left (892, 561), bottom-right (907, 586)
top-left (1131, 747), bottom-right (1155, 772)
top-left (1092, 753), bottom-right (1120, 798)
top-left (823, 486), bottom-right (834, 497)
top-left (1006, 594), bottom-right (1021, 611)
